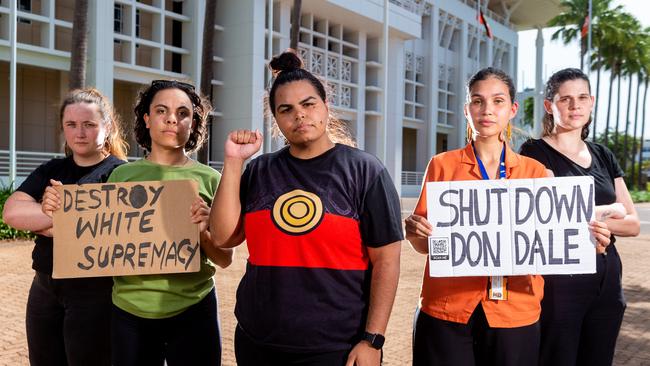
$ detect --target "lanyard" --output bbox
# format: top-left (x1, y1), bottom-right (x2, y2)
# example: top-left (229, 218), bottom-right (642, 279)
top-left (473, 143), bottom-right (506, 180)
top-left (473, 143), bottom-right (508, 300)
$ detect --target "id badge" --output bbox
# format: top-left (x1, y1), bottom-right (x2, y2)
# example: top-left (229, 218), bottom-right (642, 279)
top-left (489, 276), bottom-right (508, 301)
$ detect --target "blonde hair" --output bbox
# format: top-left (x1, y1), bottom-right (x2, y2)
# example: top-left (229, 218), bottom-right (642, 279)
top-left (59, 88), bottom-right (128, 160)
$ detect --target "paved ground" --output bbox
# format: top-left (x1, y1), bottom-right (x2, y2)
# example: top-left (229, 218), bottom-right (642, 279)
top-left (1, 203), bottom-right (650, 365)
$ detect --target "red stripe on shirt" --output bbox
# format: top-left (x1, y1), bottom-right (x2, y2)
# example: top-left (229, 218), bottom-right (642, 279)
top-left (244, 210), bottom-right (368, 270)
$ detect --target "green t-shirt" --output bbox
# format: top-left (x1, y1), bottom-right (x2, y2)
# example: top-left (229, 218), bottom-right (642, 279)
top-left (107, 158), bottom-right (221, 319)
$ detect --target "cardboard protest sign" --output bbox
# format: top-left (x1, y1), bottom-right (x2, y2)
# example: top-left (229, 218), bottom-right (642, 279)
top-left (52, 180), bottom-right (201, 278)
top-left (426, 176), bottom-right (596, 277)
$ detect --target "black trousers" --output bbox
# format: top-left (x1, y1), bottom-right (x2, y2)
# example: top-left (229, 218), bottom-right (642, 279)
top-left (234, 324), bottom-right (351, 366)
top-left (26, 272), bottom-right (113, 366)
top-left (539, 248), bottom-right (626, 366)
top-left (413, 305), bottom-right (540, 366)
top-left (111, 288), bottom-right (221, 366)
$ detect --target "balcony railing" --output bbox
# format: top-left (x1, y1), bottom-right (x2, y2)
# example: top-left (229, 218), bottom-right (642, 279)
top-left (401, 170), bottom-right (424, 186)
top-left (0, 150), bottom-right (224, 178)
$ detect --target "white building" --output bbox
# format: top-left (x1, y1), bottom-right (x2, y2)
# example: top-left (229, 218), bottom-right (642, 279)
top-left (0, 0), bottom-right (560, 195)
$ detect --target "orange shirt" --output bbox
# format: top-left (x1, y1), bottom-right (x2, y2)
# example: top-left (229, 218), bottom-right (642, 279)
top-left (414, 143), bottom-right (547, 328)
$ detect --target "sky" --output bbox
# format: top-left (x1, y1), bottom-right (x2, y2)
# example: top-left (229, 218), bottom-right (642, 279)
top-left (517, 0), bottom-right (650, 138)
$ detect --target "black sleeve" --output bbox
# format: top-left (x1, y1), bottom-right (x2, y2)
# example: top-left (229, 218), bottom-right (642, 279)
top-left (519, 139), bottom-right (551, 170)
top-left (359, 169), bottom-right (404, 248)
top-left (16, 160), bottom-right (54, 201)
top-left (603, 145), bottom-right (625, 178)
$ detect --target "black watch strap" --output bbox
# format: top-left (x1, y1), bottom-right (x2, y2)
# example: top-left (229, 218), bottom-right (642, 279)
top-left (362, 331), bottom-right (385, 349)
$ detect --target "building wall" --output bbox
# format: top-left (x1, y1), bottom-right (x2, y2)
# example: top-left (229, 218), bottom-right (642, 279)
top-left (0, 0), bottom-right (521, 196)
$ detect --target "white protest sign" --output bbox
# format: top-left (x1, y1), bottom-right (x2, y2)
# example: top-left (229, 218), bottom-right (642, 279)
top-left (426, 176), bottom-right (596, 277)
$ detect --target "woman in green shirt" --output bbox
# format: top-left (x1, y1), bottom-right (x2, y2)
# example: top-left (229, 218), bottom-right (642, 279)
top-left (108, 80), bottom-right (233, 366)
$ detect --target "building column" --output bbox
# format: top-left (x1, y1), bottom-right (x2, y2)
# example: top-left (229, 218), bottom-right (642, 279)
top-left (457, 20), bottom-right (469, 149)
top-left (426, 7), bottom-right (439, 159)
top-left (213, 0), bottom-right (267, 161)
top-left (186, 0), bottom-right (205, 88)
top-left (356, 31), bottom-right (367, 150)
top-left (533, 26), bottom-right (544, 138)
top-left (87, 0), bottom-right (116, 98)
top-left (384, 37), bottom-right (405, 194)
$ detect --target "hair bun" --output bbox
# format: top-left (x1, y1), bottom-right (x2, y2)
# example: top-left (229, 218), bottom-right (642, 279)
top-left (269, 50), bottom-right (304, 76)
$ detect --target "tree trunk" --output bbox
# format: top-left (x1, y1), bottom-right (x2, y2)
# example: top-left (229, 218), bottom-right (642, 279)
top-left (631, 73), bottom-right (642, 186)
top-left (637, 79), bottom-right (649, 189)
top-left (69, 0), bottom-right (89, 90)
top-left (593, 56), bottom-right (602, 140)
top-left (198, 0), bottom-right (217, 164)
top-left (604, 67), bottom-right (615, 144)
top-left (289, 0), bottom-right (302, 50)
top-left (622, 74), bottom-right (633, 172)
top-left (613, 70), bottom-right (622, 152)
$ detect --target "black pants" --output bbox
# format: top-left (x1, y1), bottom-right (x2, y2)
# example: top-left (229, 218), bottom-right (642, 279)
top-left (111, 287), bottom-right (221, 366)
top-left (26, 272), bottom-right (113, 366)
top-left (539, 248), bottom-right (626, 366)
top-left (234, 324), bottom-right (351, 366)
top-left (413, 305), bottom-right (540, 366)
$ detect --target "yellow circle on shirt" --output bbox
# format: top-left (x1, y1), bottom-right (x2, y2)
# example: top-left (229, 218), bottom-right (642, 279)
top-left (272, 189), bottom-right (324, 235)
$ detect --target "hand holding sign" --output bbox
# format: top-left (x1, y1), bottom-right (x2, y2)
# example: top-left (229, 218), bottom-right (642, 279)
top-left (190, 197), bottom-right (210, 234)
top-left (589, 220), bottom-right (611, 254)
top-left (42, 179), bottom-right (63, 218)
top-left (405, 214), bottom-right (433, 238)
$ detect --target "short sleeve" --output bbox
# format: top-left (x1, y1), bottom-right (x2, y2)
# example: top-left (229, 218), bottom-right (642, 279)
top-left (239, 164), bottom-right (252, 214)
top-left (16, 161), bottom-right (52, 201)
top-left (413, 158), bottom-right (434, 217)
top-left (604, 146), bottom-right (624, 178)
top-left (359, 169), bottom-right (404, 248)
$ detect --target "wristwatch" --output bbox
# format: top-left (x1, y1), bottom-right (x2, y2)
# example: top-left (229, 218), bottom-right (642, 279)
top-left (362, 331), bottom-right (385, 349)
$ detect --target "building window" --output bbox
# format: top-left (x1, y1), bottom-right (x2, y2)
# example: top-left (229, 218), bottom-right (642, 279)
top-left (114, 4), bottom-right (123, 33)
top-left (136, 9), bottom-right (141, 38)
top-left (19, 0), bottom-right (31, 11)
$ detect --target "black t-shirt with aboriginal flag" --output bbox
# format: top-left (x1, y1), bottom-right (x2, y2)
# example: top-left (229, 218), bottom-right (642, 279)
top-left (236, 144), bottom-right (403, 352)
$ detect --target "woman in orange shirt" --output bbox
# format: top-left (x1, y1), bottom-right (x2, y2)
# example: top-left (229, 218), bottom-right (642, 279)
top-left (405, 67), bottom-right (611, 365)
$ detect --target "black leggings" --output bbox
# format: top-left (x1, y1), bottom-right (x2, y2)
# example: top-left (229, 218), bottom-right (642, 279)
top-left (539, 249), bottom-right (626, 366)
top-left (26, 272), bottom-right (113, 366)
top-left (413, 305), bottom-right (540, 366)
top-left (111, 288), bottom-right (221, 366)
top-left (234, 324), bottom-right (351, 366)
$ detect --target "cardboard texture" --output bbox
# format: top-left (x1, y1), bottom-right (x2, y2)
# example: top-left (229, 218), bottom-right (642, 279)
top-left (426, 176), bottom-right (596, 277)
top-left (52, 180), bottom-right (201, 278)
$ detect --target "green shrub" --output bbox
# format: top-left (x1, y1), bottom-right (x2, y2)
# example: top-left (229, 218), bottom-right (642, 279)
top-left (629, 190), bottom-right (650, 203)
top-left (0, 185), bottom-right (36, 240)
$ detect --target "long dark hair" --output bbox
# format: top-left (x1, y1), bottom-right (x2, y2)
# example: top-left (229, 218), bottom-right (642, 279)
top-left (266, 50), bottom-right (355, 147)
top-left (133, 80), bottom-right (212, 153)
top-left (542, 68), bottom-right (592, 140)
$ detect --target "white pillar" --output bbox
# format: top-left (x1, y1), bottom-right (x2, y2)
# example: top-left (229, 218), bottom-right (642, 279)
top-left (214, 0), bottom-right (267, 160)
top-left (186, 0), bottom-right (205, 86)
top-left (87, 0), bottom-right (115, 98)
top-left (533, 26), bottom-right (544, 138)
top-left (457, 20), bottom-right (469, 149)
top-left (356, 32), bottom-right (367, 150)
top-left (426, 7), bottom-right (439, 159)
top-left (9, 0), bottom-right (17, 188)
top-left (384, 37), bottom-right (405, 194)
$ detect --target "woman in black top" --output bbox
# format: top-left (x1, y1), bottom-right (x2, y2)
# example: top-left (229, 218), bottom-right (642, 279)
top-left (520, 68), bottom-right (640, 366)
top-left (2, 88), bottom-right (128, 366)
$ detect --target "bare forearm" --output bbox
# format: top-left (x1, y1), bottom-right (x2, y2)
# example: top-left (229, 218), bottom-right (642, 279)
top-left (365, 242), bottom-right (401, 334)
top-left (199, 230), bottom-right (234, 268)
top-left (604, 215), bottom-right (640, 237)
top-left (3, 194), bottom-right (52, 232)
top-left (209, 157), bottom-right (246, 248)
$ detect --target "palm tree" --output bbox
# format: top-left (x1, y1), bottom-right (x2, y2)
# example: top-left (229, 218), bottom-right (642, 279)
top-left (289, 0), bottom-right (302, 50)
top-left (548, 0), bottom-right (613, 71)
top-left (621, 33), bottom-right (645, 172)
top-left (69, 0), bottom-right (89, 89)
top-left (637, 38), bottom-right (650, 189)
top-left (198, 0), bottom-right (217, 164)
top-left (631, 30), bottom-right (650, 186)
